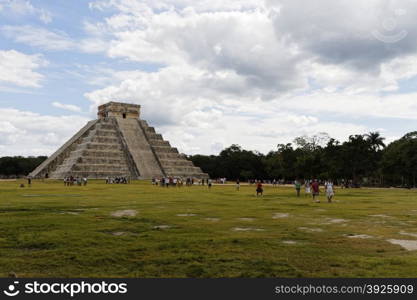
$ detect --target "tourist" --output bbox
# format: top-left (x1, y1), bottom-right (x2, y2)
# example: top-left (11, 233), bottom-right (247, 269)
top-left (208, 179), bottom-right (212, 189)
top-left (83, 177), bottom-right (87, 186)
top-left (305, 180), bottom-right (311, 196)
top-left (326, 181), bottom-right (334, 203)
top-left (256, 181), bottom-right (263, 197)
top-left (27, 176), bottom-right (32, 187)
top-left (236, 179), bottom-right (240, 191)
top-left (311, 179), bottom-right (320, 203)
top-left (294, 180), bottom-right (301, 197)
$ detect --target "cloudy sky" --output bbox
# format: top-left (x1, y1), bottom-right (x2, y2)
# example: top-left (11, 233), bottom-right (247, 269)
top-left (1, 0), bottom-right (417, 156)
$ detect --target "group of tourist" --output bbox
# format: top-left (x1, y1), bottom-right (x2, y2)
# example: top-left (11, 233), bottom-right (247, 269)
top-left (249, 179), bottom-right (285, 185)
top-left (295, 179), bottom-right (335, 203)
top-left (244, 178), bottom-right (336, 202)
top-left (152, 177), bottom-right (185, 187)
top-left (105, 177), bottom-right (129, 184)
top-left (152, 177), bottom-right (213, 188)
top-left (64, 176), bottom-right (88, 186)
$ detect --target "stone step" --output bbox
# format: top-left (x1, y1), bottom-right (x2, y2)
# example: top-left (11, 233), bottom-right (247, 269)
top-left (155, 152), bottom-right (180, 159)
top-left (159, 159), bottom-right (194, 167)
top-left (69, 149), bottom-right (125, 158)
top-left (94, 129), bottom-right (118, 137)
top-left (146, 133), bottom-right (163, 140)
top-left (139, 120), bottom-right (149, 127)
top-left (164, 172), bottom-right (209, 178)
top-left (149, 140), bottom-right (171, 147)
top-left (163, 166), bottom-right (203, 173)
top-left (97, 123), bottom-right (116, 130)
top-left (85, 143), bottom-right (123, 151)
top-left (90, 136), bottom-right (119, 143)
top-left (71, 164), bottom-right (130, 172)
top-left (51, 171), bottom-right (130, 179)
top-left (153, 146), bottom-right (179, 153)
top-left (62, 157), bottom-right (128, 165)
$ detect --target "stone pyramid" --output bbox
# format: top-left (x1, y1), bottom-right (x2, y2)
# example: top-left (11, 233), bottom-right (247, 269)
top-left (30, 102), bottom-right (208, 179)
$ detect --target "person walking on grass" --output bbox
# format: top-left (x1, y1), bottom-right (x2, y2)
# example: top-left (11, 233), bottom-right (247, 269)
top-left (305, 180), bottom-right (311, 197)
top-left (208, 178), bottom-right (212, 190)
top-left (294, 180), bottom-right (301, 197)
top-left (311, 179), bottom-right (320, 203)
top-left (325, 181), bottom-right (334, 203)
top-left (236, 179), bottom-right (240, 191)
top-left (256, 181), bottom-right (263, 197)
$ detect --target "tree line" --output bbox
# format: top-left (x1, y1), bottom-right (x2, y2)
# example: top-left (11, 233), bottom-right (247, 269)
top-left (0, 156), bottom-right (47, 178)
top-left (189, 131), bottom-right (417, 187)
top-left (1, 131), bottom-right (416, 187)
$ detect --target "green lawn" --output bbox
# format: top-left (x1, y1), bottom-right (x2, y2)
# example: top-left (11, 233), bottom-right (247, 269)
top-left (0, 179), bottom-right (416, 277)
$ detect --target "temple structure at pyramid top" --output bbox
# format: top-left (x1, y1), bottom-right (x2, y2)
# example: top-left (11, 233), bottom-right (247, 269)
top-left (30, 101), bottom-right (208, 179)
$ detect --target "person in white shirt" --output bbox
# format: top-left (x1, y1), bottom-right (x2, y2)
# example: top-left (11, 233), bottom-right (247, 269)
top-left (326, 181), bottom-right (334, 203)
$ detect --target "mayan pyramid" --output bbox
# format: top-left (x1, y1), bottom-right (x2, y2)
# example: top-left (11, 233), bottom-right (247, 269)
top-left (30, 102), bottom-right (208, 179)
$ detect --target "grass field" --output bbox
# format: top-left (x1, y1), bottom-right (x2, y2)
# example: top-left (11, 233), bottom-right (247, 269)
top-left (0, 179), bottom-right (417, 278)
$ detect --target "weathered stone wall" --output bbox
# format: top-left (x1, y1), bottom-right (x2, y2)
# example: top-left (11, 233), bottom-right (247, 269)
top-left (98, 102), bottom-right (140, 119)
top-left (29, 120), bottom-right (98, 178)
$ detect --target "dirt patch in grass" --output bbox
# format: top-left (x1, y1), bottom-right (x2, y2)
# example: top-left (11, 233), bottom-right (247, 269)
top-left (153, 225), bottom-right (172, 230)
top-left (238, 218), bottom-right (255, 221)
top-left (370, 214), bottom-right (392, 218)
top-left (323, 218), bottom-right (347, 224)
top-left (205, 218), bottom-right (220, 222)
top-left (346, 234), bottom-right (373, 239)
top-left (298, 227), bottom-right (324, 233)
top-left (400, 231), bottom-right (417, 238)
top-left (59, 211), bottom-right (80, 215)
top-left (111, 232), bottom-right (126, 236)
top-left (282, 240), bottom-right (298, 245)
top-left (232, 227), bottom-right (265, 232)
top-left (272, 213), bottom-right (289, 219)
top-left (387, 239), bottom-right (417, 251)
top-left (109, 231), bottom-right (138, 236)
top-left (176, 213), bottom-right (197, 217)
top-left (111, 210), bottom-right (137, 217)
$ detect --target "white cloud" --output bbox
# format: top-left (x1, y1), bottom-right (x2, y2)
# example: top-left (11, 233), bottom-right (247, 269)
top-left (1, 25), bottom-right (74, 50)
top-left (0, 0), bottom-right (53, 23)
top-left (280, 91), bottom-right (417, 120)
top-left (0, 108), bottom-right (89, 156)
top-left (39, 8), bottom-right (52, 24)
top-left (52, 102), bottom-right (82, 112)
top-left (0, 50), bottom-right (47, 87)
top-left (1, 25), bottom-right (109, 54)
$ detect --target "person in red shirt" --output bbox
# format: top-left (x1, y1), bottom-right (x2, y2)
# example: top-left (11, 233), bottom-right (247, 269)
top-left (311, 179), bottom-right (320, 203)
top-left (256, 181), bottom-right (263, 197)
